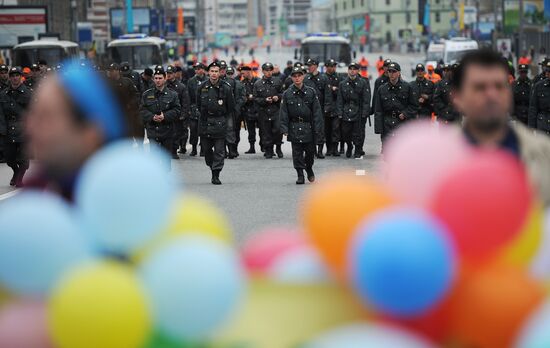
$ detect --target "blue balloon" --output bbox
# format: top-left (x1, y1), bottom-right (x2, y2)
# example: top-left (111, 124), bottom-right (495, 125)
top-left (350, 209), bottom-right (456, 317)
top-left (75, 140), bottom-right (178, 254)
top-left (0, 191), bottom-right (94, 295)
top-left (140, 236), bottom-right (245, 341)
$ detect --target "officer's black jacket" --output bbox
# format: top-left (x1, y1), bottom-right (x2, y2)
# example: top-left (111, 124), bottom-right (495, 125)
top-left (187, 74), bottom-right (207, 120)
top-left (280, 84), bottom-right (323, 144)
top-left (305, 72), bottom-right (329, 111)
top-left (532, 73), bottom-right (547, 86)
top-left (528, 78), bottom-right (550, 132)
top-left (374, 79), bottom-right (418, 135)
top-left (0, 83), bottom-right (31, 143)
top-left (336, 76), bottom-right (371, 122)
top-left (123, 70), bottom-right (142, 98)
top-left (140, 86), bottom-right (181, 140)
top-left (411, 77), bottom-right (435, 116)
top-left (167, 79), bottom-right (190, 120)
top-left (371, 74), bottom-right (389, 115)
top-left (434, 79), bottom-right (460, 122)
top-left (324, 72), bottom-right (341, 116)
top-left (24, 77), bottom-right (39, 92)
top-left (196, 79), bottom-right (236, 139)
top-left (512, 77), bottom-right (531, 124)
top-left (253, 76), bottom-right (283, 120)
top-left (221, 76), bottom-right (245, 114)
top-left (241, 77), bottom-right (259, 120)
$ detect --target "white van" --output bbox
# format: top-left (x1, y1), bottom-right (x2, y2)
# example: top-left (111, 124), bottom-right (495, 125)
top-left (443, 37), bottom-right (479, 64)
top-left (425, 41), bottom-right (445, 69)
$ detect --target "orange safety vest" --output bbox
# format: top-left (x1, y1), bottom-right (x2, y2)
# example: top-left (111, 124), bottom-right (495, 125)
top-left (518, 56), bottom-right (531, 65)
top-left (426, 72), bottom-right (441, 84)
top-left (250, 60), bottom-right (260, 77)
top-left (360, 57), bottom-right (369, 78)
top-left (376, 59), bottom-right (384, 76)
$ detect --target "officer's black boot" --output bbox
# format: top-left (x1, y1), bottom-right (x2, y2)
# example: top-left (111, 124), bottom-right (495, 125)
top-left (296, 169), bottom-right (305, 185)
top-left (316, 144), bottom-right (325, 159)
top-left (9, 169), bottom-right (17, 187)
top-left (265, 146), bottom-right (274, 159)
top-left (228, 144), bottom-right (238, 159)
top-left (200, 146), bottom-right (205, 157)
top-left (332, 143), bottom-right (340, 157)
top-left (306, 166), bottom-right (315, 183)
top-left (245, 142), bottom-right (256, 154)
top-left (211, 170), bottom-right (222, 185)
top-left (15, 168), bottom-right (26, 188)
top-left (276, 144), bottom-right (283, 158)
top-left (339, 142), bottom-right (345, 154)
top-left (325, 143), bottom-right (332, 156)
top-left (171, 149), bottom-right (180, 159)
top-left (190, 145), bottom-right (197, 156)
top-left (345, 142), bottom-right (353, 158)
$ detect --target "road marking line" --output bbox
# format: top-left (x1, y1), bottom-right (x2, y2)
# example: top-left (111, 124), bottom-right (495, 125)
top-left (0, 189), bottom-right (20, 201)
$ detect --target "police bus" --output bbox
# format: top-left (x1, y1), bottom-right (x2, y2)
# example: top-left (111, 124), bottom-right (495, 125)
top-left (12, 37), bottom-right (80, 68)
top-left (297, 33), bottom-right (352, 73)
top-left (107, 34), bottom-right (168, 72)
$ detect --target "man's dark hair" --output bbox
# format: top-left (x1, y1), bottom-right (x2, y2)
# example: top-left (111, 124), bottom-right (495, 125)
top-left (452, 49), bottom-right (510, 90)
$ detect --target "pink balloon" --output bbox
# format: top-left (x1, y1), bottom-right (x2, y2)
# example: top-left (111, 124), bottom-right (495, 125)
top-left (382, 121), bottom-right (472, 207)
top-left (0, 300), bottom-right (52, 348)
top-left (241, 226), bottom-right (307, 272)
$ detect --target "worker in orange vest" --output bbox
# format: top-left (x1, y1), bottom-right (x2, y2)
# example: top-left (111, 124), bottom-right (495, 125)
top-left (426, 64), bottom-right (441, 83)
top-left (359, 56), bottom-right (369, 78)
top-left (518, 51), bottom-right (531, 66)
top-left (376, 56), bottom-right (384, 76)
top-left (250, 57), bottom-right (260, 77)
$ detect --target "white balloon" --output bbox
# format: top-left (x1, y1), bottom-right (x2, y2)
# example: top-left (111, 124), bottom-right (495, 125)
top-left (267, 245), bottom-right (329, 284)
top-left (515, 300), bottom-right (550, 348)
top-left (304, 322), bottom-right (436, 348)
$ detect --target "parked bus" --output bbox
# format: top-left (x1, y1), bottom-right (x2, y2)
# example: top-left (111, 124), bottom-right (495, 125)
top-left (12, 37), bottom-right (79, 68)
top-left (107, 34), bottom-right (167, 72)
top-left (298, 33), bottom-right (353, 73)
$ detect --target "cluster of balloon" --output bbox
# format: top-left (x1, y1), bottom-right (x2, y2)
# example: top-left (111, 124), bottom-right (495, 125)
top-left (0, 140), bottom-right (245, 348)
top-left (300, 120), bottom-right (550, 347)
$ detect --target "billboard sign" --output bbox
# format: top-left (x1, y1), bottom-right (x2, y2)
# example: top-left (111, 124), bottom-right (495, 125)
top-left (0, 6), bottom-right (48, 48)
top-left (110, 7), bottom-right (153, 39)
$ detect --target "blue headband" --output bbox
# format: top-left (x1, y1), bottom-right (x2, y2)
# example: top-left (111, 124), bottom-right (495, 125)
top-left (57, 60), bottom-right (126, 141)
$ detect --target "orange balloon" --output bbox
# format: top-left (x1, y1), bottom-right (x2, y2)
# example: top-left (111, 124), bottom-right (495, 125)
top-left (449, 262), bottom-right (544, 348)
top-left (300, 172), bottom-right (394, 276)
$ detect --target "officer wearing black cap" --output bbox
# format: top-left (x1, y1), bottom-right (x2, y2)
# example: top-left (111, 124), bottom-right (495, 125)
top-left (0, 65), bottom-right (9, 91)
top-left (434, 63), bottom-right (460, 123)
top-left (528, 60), bottom-right (550, 135)
top-left (253, 62), bottom-right (284, 158)
top-left (323, 59), bottom-right (342, 156)
top-left (140, 68), bottom-right (154, 92)
top-left (533, 58), bottom-right (550, 86)
top-left (107, 63), bottom-right (142, 146)
top-left (336, 62), bottom-right (371, 158)
top-left (283, 60), bottom-right (294, 79)
top-left (239, 65), bottom-right (260, 153)
top-left (120, 62), bottom-right (142, 94)
top-left (219, 60), bottom-right (245, 159)
top-left (187, 62), bottom-right (208, 156)
top-left (24, 64), bottom-right (41, 91)
top-left (0, 67), bottom-right (32, 186)
top-left (196, 61), bottom-right (236, 184)
top-left (374, 62), bottom-right (419, 147)
top-left (370, 59), bottom-right (392, 147)
top-left (412, 63), bottom-right (435, 119)
top-left (140, 68), bottom-right (181, 169)
top-left (512, 64), bottom-right (532, 125)
top-left (280, 66), bottom-right (323, 184)
top-left (283, 62), bottom-right (303, 90)
top-left (166, 65), bottom-right (191, 158)
top-left (304, 58), bottom-right (329, 158)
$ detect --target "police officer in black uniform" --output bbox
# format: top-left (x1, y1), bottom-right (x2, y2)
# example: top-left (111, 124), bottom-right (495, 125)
top-left (304, 58), bottom-right (329, 158)
top-left (24, 63), bottom-right (41, 91)
top-left (412, 63), bottom-right (435, 119)
top-left (140, 68), bottom-right (181, 169)
top-left (512, 64), bottom-right (531, 126)
top-left (197, 62), bottom-right (236, 185)
top-left (528, 60), bottom-right (550, 135)
top-left (323, 59), bottom-right (342, 156)
top-left (166, 65), bottom-right (190, 158)
top-left (336, 62), bottom-right (371, 158)
top-left (280, 67), bottom-right (323, 184)
top-left (283, 62), bottom-right (303, 90)
top-left (140, 68), bottom-right (154, 92)
top-left (533, 58), bottom-right (549, 86)
top-left (369, 59), bottom-right (391, 153)
top-left (254, 62), bottom-right (284, 159)
top-left (187, 62), bottom-right (207, 157)
top-left (219, 60), bottom-right (244, 159)
top-left (240, 65), bottom-right (260, 153)
top-left (374, 62), bottom-right (418, 147)
top-left (0, 67), bottom-right (32, 186)
top-left (434, 64), bottom-right (460, 123)
top-left (224, 64), bottom-right (246, 157)
top-left (0, 65), bottom-right (9, 91)
top-left (121, 62), bottom-right (142, 93)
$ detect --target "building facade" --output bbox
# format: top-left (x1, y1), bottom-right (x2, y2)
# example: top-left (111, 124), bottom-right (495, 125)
top-left (264, 0), bottom-right (311, 38)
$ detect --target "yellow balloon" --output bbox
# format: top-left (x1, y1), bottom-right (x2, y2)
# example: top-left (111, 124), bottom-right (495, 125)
top-left (49, 261), bottom-right (151, 348)
top-left (133, 195), bottom-right (232, 262)
top-left (501, 201), bottom-right (544, 266)
top-left (0, 286), bottom-right (11, 309)
top-left (213, 278), bottom-right (367, 348)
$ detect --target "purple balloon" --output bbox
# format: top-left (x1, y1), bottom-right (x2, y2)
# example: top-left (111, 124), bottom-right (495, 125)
top-left (0, 301), bottom-right (52, 348)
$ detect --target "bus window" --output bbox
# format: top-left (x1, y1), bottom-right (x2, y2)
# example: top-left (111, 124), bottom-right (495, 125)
top-left (302, 43), bottom-right (324, 62)
top-left (326, 44), bottom-right (351, 64)
top-left (14, 48), bottom-right (64, 68)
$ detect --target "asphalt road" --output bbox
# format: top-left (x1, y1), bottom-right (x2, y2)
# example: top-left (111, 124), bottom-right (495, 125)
top-left (0, 50), bottom-right (424, 243)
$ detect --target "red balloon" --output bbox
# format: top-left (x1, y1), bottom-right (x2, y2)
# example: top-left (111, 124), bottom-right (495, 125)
top-left (431, 150), bottom-right (533, 260)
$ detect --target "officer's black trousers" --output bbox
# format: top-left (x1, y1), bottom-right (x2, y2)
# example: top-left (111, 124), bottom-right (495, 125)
top-left (181, 117), bottom-right (189, 148)
top-left (325, 116), bottom-right (341, 145)
top-left (291, 142), bottom-right (315, 170)
top-left (172, 120), bottom-right (184, 152)
top-left (245, 119), bottom-right (259, 144)
top-left (261, 117), bottom-right (282, 147)
top-left (201, 137), bottom-right (225, 171)
top-left (225, 115), bottom-right (236, 145)
top-left (341, 120), bottom-right (360, 145)
top-left (234, 117), bottom-right (245, 145)
top-left (150, 137), bottom-right (172, 170)
top-left (189, 119), bottom-right (199, 146)
top-left (5, 142), bottom-right (29, 173)
top-left (358, 118), bottom-right (367, 150)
